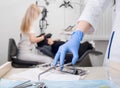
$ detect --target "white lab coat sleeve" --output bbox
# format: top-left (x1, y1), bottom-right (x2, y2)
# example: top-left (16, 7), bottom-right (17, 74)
top-left (78, 0), bottom-right (112, 34)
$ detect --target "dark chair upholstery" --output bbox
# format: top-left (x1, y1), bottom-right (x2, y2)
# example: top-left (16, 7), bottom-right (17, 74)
top-left (8, 38), bottom-right (39, 68)
top-left (37, 43), bottom-right (103, 67)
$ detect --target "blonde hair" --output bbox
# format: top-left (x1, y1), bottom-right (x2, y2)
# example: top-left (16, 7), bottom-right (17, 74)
top-left (21, 4), bottom-right (41, 33)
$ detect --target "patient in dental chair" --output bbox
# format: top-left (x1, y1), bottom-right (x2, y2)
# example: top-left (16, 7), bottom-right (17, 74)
top-left (37, 33), bottom-right (94, 63)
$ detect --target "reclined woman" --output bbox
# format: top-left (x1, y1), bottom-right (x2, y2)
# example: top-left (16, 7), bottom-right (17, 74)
top-left (37, 33), bottom-right (94, 63)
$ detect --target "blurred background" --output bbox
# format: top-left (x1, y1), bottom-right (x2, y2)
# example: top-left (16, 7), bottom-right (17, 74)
top-left (0, 0), bottom-right (113, 66)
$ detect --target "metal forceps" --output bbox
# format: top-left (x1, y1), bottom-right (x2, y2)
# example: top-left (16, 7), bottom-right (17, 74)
top-left (37, 62), bottom-right (88, 81)
top-left (38, 63), bottom-right (73, 81)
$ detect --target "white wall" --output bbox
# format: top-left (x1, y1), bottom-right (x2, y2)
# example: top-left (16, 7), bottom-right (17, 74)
top-left (0, 0), bottom-right (112, 65)
top-left (45, 0), bottom-right (84, 40)
top-left (0, 0), bottom-right (35, 65)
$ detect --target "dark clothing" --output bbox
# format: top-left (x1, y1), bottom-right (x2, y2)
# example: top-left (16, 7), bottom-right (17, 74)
top-left (37, 39), bottom-right (93, 63)
top-left (51, 41), bottom-right (65, 55)
top-left (51, 41), bottom-right (93, 63)
top-left (51, 41), bottom-right (93, 56)
top-left (78, 41), bottom-right (93, 58)
top-left (37, 33), bottom-right (52, 47)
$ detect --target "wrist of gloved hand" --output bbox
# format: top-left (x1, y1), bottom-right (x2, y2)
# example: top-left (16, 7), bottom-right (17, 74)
top-left (70, 30), bottom-right (84, 65)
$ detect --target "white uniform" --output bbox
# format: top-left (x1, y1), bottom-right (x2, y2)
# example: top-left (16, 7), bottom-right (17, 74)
top-left (78, 0), bottom-right (120, 86)
top-left (18, 16), bottom-right (53, 63)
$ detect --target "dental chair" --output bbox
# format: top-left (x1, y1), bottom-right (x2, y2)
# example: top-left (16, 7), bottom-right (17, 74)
top-left (37, 43), bottom-right (103, 67)
top-left (8, 37), bottom-right (102, 68)
top-left (37, 33), bottom-right (103, 67)
top-left (75, 49), bottom-right (103, 67)
top-left (8, 38), bottom-right (39, 68)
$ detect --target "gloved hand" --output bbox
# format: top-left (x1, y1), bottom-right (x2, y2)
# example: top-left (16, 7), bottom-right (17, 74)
top-left (45, 33), bottom-right (52, 39)
top-left (53, 30), bottom-right (84, 70)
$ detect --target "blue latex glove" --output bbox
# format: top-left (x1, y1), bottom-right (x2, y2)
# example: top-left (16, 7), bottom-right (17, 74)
top-left (53, 30), bottom-right (84, 70)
